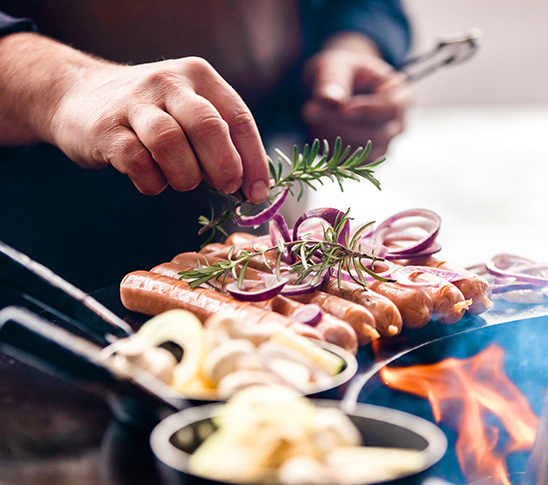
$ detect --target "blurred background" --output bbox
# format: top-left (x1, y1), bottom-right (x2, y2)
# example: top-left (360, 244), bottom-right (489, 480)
top-left (305, 0), bottom-right (548, 266)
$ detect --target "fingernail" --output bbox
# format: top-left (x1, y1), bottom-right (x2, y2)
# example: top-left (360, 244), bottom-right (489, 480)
top-left (321, 83), bottom-right (347, 103)
top-left (225, 178), bottom-right (243, 194)
top-left (250, 180), bottom-right (269, 203)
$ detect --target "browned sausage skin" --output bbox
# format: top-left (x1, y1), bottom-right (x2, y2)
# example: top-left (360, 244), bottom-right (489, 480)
top-left (400, 270), bottom-right (471, 324)
top-left (414, 256), bottom-right (493, 314)
top-left (120, 271), bottom-right (324, 342)
top-left (154, 257), bottom-right (359, 354)
top-left (322, 278), bottom-right (403, 337)
top-left (173, 252), bottom-right (379, 347)
top-left (367, 280), bottom-right (434, 329)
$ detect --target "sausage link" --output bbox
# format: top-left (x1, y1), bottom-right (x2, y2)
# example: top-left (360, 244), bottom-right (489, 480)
top-left (176, 251), bottom-right (379, 346)
top-left (323, 278), bottom-right (403, 337)
top-left (289, 291), bottom-right (379, 346)
top-left (368, 280), bottom-right (434, 329)
top-left (415, 256), bottom-right (493, 314)
top-left (403, 271), bottom-right (470, 324)
top-left (154, 257), bottom-right (358, 354)
top-left (120, 271), bottom-right (324, 341)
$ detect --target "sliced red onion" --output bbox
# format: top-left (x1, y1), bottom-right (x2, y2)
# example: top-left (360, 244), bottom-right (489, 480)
top-left (369, 208), bottom-right (442, 258)
top-left (392, 265), bottom-right (467, 285)
top-left (485, 254), bottom-right (548, 286)
top-left (268, 213), bottom-right (295, 264)
top-left (293, 207), bottom-right (350, 245)
top-left (356, 240), bottom-right (389, 259)
top-left (292, 304), bottom-right (323, 326)
top-left (235, 188), bottom-right (289, 227)
top-left (226, 276), bottom-right (288, 301)
top-left (491, 282), bottom-right (542, 294)
top-left (280, 269), bottom-right (329, 296)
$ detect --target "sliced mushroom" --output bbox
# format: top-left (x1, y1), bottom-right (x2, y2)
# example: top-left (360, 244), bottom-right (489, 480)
top-left (203, 339), bottom-right (257, 386)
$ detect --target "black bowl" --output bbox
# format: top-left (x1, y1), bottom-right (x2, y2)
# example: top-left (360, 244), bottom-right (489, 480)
top-left (150, 400), bottom-right (447, 485)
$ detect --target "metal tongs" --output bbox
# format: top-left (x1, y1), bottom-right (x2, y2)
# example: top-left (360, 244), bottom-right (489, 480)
top-left (400, 28), bottom-right (483, 83)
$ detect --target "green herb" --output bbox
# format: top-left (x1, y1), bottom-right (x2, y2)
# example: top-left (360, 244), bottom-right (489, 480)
top-left (181, 210), bottom-right (392, 290)
top-left (198, 137), bottom-right (384, 244)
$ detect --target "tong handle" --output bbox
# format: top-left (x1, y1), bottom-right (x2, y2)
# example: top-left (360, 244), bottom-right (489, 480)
top-left (400, 28), bottom-right (482, 83)
top-left (0, 306), bottom-right (183, 425)
top-left (0, 240), bottom-right (133, 344)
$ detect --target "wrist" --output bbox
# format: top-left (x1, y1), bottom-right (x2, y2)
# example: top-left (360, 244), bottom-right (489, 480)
top-left (0, 32), bottom-right (110, 145)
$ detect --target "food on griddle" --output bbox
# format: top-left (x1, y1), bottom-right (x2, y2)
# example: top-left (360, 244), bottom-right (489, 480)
top-left (470, 253), bottom-right (548, 305)
top-left (157, 252), bottom-right (361, 354)
top-left (188, 385), bottom-right (426, 484)
top-left (120, 271), bottom-right (323, 341)
top-left (413, 256), bottom-right (493, 314)
top-left (120, 207), bottom-right (495, 360)
top-left (102, 310), bottom-right (348, 398)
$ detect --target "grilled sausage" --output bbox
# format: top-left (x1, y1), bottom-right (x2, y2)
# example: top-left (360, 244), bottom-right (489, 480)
top-left (288, 291), bottom-right (380, 346)
top-left (322, 278), bottom-right (403, 337)
top-left (367, 280), bottom-right (434, 329)
top-left (153, 259), bottom-right (359, 354)
top-left (400, 270), bottom-right (471, 324)
top-left (414, 256), bottom-right (493, 314)
top-left (120, 271), bottom-right (324, 341)
top-left (170, 252), bottom-right (376, 348)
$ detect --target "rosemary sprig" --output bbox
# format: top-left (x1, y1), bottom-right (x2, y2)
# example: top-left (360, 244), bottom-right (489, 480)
top-left (197, 137), bottom-right (384, 243)
top-left (181, 210), bottom-right (392, 290)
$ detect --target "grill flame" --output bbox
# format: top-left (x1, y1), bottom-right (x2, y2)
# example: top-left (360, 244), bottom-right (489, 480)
top-left (380, 344), bottom-right (538, 484)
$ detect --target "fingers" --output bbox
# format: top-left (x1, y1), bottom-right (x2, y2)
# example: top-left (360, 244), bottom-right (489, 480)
top-left (129, 105), bottom-right (203, 192)
top-left (89, 58), bottom-right (268, 203)
top-left (180, 59), bottom-right (269, 203)
top-left (306, 50), bottom-right (395, 105)
top-left (96, 126), bottom-right (168, 195)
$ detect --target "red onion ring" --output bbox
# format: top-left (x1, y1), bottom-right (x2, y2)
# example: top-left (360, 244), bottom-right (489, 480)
top-left (280, 269), bottom-right (329, 296)
top-left (291, 304), bottom-right (323, 326)
top-left (268, 213), bottom-right (295, 264)
top-left (226, 276), bottom-right (288, 301)
top-left (292, 207), bottom-right (350, 245)
top-left (485, 254), bottom-right (548, 286)
top-left (369, 208), bottom-right (442, 259)
top-left (235, 188), bottom-right (289, 227)
top-left (391, 265), bottom-right (467, 286)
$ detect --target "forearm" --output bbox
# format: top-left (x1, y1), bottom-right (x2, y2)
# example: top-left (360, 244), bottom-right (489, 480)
top-left (0, 32), bottom-right (109, 146)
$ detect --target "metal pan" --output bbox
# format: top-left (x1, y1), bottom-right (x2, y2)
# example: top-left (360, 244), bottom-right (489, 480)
top-left (0, 241), bottom-right (357, 425)
top-left (149, 399), bottom-right (447, 485)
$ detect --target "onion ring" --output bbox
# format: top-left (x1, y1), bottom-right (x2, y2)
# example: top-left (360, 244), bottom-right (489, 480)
top-left (269, 213), bottom-right (295, 264)
top-left (235, 188), bottom-right (289, 227)
top-left (226, 276), bottom-right (288, 302)
top-left (369, 208), bottom-right (442, 258)
top-left (291, 304), bottom-right (323, 326)
top-left (280, 269), bottom-right (330, 296)
top-left (292, 207), bottom-right (350, 245)
top-left (485, 254), bottom-right (548, 286)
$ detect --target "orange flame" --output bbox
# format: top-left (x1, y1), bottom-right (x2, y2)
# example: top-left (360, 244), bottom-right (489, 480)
top-left (380, 345), bottom-right (538, 484)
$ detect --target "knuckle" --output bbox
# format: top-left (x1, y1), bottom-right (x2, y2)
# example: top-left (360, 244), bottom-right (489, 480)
top-left (170, 172), bottom-right (202, 192)
top-left (184, 56), bottom-right (215, 77)
top-left (192, 114), bottom-right (229, 140)
top-left (227, 110), bottom-right (256, 138)
top-left (148, 123), bottom-right (183, 155)
top-left (136, 180), bottom-right (167, 196)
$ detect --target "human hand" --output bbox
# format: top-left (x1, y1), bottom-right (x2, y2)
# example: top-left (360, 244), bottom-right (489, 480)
top-left (302, 39), bottom-right (412, 161)
top-left (50, 56), bottom-right (270, 201)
